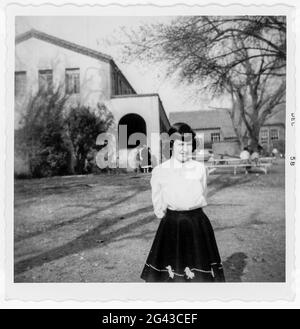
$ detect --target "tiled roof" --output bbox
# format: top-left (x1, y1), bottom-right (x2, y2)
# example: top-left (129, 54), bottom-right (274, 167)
top-left (263, 104), bottom-right (286, 126)
top-left (169, 104), bottom-right (286, 139)
top-left (169, 109), bottom-right (237, 139)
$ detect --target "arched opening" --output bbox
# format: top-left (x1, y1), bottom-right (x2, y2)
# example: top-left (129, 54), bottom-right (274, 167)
top-left (118, 113), bottom-right (147, 149)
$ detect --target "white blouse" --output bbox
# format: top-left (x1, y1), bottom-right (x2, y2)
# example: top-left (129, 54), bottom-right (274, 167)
top-left (150, 158), bottom-right (208, 219)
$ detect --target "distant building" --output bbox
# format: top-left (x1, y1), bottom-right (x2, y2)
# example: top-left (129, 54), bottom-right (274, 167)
top-left (169, 109), bottom-right (239, 156)
top-left (169, 107), bottom-right (285, 156)
top-left (259, 107), bottom-right (285, 154)
top-left (15, 29), bottom-right (170, 174)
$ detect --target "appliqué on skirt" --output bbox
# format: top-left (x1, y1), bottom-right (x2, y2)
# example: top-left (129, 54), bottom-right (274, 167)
top-left (141, 207), bottom-right (225, 282)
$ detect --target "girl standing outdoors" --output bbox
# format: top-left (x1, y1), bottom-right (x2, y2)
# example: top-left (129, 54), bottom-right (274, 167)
top-left (141, 123), bottom-right (225, 282)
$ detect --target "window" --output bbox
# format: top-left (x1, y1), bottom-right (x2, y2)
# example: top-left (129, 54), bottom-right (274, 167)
top-left (211, 132), bottom-right (220, 143)
top-left (65, 68), bottom-right (80, 94)
top-left (38, 69), bottom-right (53, 94)
top-left (15, 71), bottom-right (26, 97)
top-left (270, 128), bottom-right (279, 141)
top-left (260, 129), bottom-right (269, 144)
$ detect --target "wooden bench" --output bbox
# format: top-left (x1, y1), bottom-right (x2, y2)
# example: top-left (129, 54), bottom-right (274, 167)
top-left (206, 163), bottom-right (272, 175)
top-left (210, 158), bottom-right (242, 165)
top-left (258, 157), bottom-right (276, 164)
top-left (210, 156), bottom-right (276, 164)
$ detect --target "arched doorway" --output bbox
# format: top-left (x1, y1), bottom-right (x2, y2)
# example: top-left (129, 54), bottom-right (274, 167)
top-left (118, 113), bottom-right (147, 149)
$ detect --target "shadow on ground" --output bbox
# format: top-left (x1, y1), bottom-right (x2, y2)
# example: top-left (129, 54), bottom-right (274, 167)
top-left (15, 205), bottom-right (155, 276)
top-left (14, 173), bottom-right (255, 280)
top-left (222, 252), bottom-right (248, 282)
top-left (15, 187), bottom-right (148, 242)
top-left (207, 174), bottom-right (253, 198)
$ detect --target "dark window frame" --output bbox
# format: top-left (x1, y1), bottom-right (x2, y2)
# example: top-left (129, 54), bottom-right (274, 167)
top-left (260, 129), bottom-right (269, 144)
top-left (38, 69), bottom-right (53, 94)
top-left (15, 71), bottom-right (27, 97)
top-left (211, 132), bottom-right (221, 143)
top-left (65, 68), bottom-right (80, 95)
top-left (270, 128), bottom-right (279, 141)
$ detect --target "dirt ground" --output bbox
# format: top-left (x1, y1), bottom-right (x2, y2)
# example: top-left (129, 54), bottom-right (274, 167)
top-left (14, 160), bottom-right (285, 282)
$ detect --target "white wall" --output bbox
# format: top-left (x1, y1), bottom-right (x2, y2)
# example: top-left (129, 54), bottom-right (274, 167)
top-left (107, 95), bottom-right (161, 168)
top-left (15, 38), bottom-right (111, 128)
top-left (15, 38), bottom-right (162, 173)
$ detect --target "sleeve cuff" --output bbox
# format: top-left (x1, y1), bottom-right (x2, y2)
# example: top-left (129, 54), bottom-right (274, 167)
top-left (155, 209), bottom-right (166, 219)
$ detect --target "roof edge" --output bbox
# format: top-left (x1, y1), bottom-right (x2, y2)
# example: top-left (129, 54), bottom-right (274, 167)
top-left (111, 93), bottom-right (160, 99)
top-left (15, 28), bottom-right (113, 63)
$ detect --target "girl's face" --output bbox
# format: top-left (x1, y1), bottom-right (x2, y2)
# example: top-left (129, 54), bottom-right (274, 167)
top-left (172, 139), bottom-right (193, 163)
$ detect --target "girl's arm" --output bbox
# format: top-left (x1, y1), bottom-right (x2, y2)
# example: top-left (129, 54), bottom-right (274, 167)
top-left (203, 165), bottom-right (208, 200)
top-left (150, 167), bottom-right (166, 219)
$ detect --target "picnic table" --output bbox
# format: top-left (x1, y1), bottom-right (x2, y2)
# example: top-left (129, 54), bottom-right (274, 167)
top-left (209, 156), bottom-right (275, 166)
top-left (206, 162), bottom-right (272, 175)
top-left (209, 158), bottom-right (241, 165)
top-left (258, 157), bottom-right (277, 164)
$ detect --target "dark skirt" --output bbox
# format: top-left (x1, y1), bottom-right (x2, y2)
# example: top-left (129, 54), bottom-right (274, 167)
top-left (141, 207), bottom-right (225, 282)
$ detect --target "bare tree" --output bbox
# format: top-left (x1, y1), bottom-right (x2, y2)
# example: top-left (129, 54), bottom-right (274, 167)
top-left (119, 15), bottom-right (286, 150)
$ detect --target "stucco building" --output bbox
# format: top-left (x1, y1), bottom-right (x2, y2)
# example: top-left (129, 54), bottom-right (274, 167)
top-left (170, 109), bottom-right (240, 156)
top-left (258, 107), bottom-right (285, 154)
top-left (15, 29), bottom-right (170, 173)
top-left (170, 107), bottom-right (285, 156)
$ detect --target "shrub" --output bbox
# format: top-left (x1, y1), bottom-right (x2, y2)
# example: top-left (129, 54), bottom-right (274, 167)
top-left (16, 88), bottom-right (72, 178)
top-left (65, 103), bottom-right (114, 174)
top-left (15, 88), bottom-right (114, 177)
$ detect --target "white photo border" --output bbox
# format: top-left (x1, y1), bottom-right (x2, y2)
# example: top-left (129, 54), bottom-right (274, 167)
top-left (5, 2), bottom-right (296, 301)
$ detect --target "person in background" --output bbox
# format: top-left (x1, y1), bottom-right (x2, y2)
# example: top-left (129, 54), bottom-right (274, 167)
top-left (240, 147), bottom-right (250, 162)
top-left (140, 144), bottom-right (152, 173)
top-left (257, 144), bottom-right (263, 155)
top-left (147, 147), bottom-right (152, 173)
top-left (250, 149), bottom-right (260, 165)
top-left (240, 147), bottom-right (251, 173)
top-left (272, 147), bottom-right (279, 158)
top-left (207, 152), bottom-right (215, 164)
top-left (219, 154), bottom-right (226, 165)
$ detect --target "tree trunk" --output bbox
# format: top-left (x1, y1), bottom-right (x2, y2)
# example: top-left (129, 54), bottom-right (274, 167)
top-left (63, 130), bottom-right (75, 175)
top-left (66, 142), bottom-right (76, 175)
top-left (248, 124), bottom-right (261, 151)
top-left (76, 152), bottom-right (87, 174)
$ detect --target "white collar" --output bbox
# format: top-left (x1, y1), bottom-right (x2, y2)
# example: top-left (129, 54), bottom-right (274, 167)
top-left (171, 157), bottom-right (193, 168)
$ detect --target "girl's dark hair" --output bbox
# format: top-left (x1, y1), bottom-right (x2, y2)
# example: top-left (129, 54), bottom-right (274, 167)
top-left (167, 122), bottom-right (197, 152)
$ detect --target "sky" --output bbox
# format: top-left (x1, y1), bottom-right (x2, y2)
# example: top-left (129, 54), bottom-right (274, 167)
top-left (15, 16), bottom-right (231, 114)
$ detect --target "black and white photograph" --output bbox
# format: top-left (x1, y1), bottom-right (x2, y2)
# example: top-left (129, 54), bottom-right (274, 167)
top-left (5, 2), bottom-right (296, 301)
